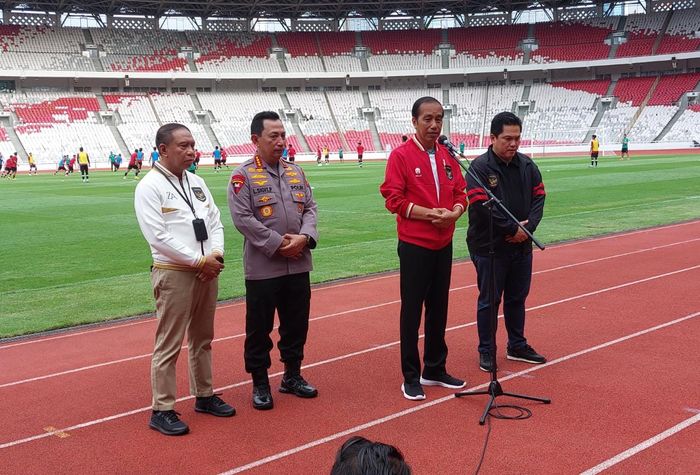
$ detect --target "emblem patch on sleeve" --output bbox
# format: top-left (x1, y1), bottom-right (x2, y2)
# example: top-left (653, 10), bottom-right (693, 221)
top-left (231, 174), bottom-right (245, 194)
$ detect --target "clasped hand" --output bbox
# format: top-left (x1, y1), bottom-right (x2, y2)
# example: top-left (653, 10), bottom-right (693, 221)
top-left (278, 233), bottom-right (306, 259)
top-left (197, 254), bottom-right (225, 282)
top-left (426, 208), bottom-right (459, 229)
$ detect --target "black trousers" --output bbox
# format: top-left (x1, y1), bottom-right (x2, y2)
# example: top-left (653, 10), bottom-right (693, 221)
top-left (398, 240), bottom-right (453, 383)
top-left (244, 272), bottom-right (311, 374)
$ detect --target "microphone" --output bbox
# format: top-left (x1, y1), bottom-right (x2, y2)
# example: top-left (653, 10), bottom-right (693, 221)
top-left (438, 135), bottom-right (467, 159)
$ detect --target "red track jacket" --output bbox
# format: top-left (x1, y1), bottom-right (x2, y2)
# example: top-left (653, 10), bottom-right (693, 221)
top-left (380, 137), bottom-right (467, 250)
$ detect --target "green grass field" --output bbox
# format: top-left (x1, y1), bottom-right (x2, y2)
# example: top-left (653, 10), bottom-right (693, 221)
top-left (1, 153), bottom-right (699, 338)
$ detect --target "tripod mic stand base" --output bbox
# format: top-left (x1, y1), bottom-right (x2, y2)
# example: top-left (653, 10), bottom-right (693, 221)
top-left (455, 380), bottom-right (551, 425)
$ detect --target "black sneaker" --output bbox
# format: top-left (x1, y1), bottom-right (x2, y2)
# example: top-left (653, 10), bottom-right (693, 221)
top-left (479, 353), bottom-right (497, 373)
top-left (252, 385), bottom-right (274, 410)
top-left (507, 345), bottom-right (546, 364)
top-left (420, 372), bottom-right (466, 389)
top-left (195, 393), bottom-right (236, 417)
top-left (149, 410), bottom-right (189, 436)
top-left (280, 374), bottom-right (318, 398)
top-left (401, 382), bottom-right (426, 401)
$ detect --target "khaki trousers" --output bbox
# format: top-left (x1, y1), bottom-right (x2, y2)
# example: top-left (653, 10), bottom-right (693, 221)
top-left (150, 267), bottom-right (218, 411)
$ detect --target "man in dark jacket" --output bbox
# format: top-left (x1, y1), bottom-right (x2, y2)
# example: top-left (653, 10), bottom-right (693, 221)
top-left (466, 112), bottom-right (546, 373)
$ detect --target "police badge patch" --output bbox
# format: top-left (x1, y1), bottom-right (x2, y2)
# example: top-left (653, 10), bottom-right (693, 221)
top-left (487, 174), bottom-right (498, 188)
top-left (191, 187), bottom-right (206, 202)
top-left (231, 174), bottom-right (245, 195)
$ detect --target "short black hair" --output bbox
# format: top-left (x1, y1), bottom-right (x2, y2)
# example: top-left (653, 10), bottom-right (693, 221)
top-left (592, 134), bottom-right (597, 138)
top-left (401, 135), bottom-right (408, 142)
top-left (330, 438), bottom-right (411, 475)
top-left (156, 123), bottom-right (191, 149)
top-left (251, 111), bottom-right (281, 136)
top-left (490, 111), bottom-right (522, 136)
top-left (411, 96), bottom-right (442, 118)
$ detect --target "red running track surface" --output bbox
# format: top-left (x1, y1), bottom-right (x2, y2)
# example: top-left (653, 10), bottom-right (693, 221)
top-left (1, 221), bottom-right (700, 473)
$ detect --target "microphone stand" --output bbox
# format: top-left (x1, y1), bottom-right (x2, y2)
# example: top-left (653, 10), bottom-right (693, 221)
top-left (444, 147), bottom-right (550, 425)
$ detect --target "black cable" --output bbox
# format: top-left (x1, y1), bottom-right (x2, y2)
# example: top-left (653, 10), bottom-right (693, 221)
top-left (473, 403), bottom-right (533, 475)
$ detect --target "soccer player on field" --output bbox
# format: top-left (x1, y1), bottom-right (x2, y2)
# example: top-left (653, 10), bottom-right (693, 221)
top-left (590, 135), bottom-right (600, 168)
top-left (54, 155), bottom-right (67, 175)
top-left (124, 149), bottom-right (141, 179)
top-left (150, 147), bottom-right (159, 167)
top-left (28, 152), bottom-right (37, 175)
top-left (356, 141), bottom-right (364, 168)
top-left (620, 134), bottom-right (630, 160)
top-left (213, 146), bottom-right (222, 172)
top-left (77, 147), bottom-right (90, 183)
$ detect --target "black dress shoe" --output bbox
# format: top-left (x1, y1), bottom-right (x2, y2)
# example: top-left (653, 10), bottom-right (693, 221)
top-left (195, 394), bottom-right (236, 417)
top-left (252, 385), bottom-right (274, 410)
top-left (149, 410), bottom-right (189, 436)
top-left (279, 374), bottom-right (318, 398)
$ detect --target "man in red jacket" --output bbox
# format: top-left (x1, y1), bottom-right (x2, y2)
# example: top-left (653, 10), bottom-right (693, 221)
top-left (380, 97), bottom-right (467, 401)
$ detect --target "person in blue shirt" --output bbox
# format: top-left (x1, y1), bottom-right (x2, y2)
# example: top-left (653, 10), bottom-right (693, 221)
top-left (150, 147), bottom-right (159, 167)
top-left (114, 153), bottom-right (123, 171)
top-left (54, 155), bottom-right (67, 175)
top-left (137, 148), bottom-right (145, 170)
top-left (109, 151), bottom-right (116, 171)
top-left (213, 146), bottom-right (222, 172)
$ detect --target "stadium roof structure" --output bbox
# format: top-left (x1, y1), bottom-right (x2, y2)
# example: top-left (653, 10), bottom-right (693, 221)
top-left (5, 0), bottom-right (608, 21)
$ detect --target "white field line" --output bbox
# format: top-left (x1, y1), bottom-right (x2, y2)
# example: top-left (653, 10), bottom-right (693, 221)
top-left (2, 220), bottom-right (697, 350)
top-left (219, 311), bottom-right (700, 474)
top-left (2, 240), bottom-right (699, 389)
top-left (579, 412), bottom-right (700, 475)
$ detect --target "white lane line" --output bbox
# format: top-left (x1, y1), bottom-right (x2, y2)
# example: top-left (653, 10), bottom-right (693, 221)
top-left (1, 281), bottom-right (698, 452)
top-left (219, 311), bottom-right (700, 474)
top-left (2, 220), bottom-right (697, 350)
top-left (579, 412), bottom-right (700, 475)
top-left (2, 242), bottom-right (699, 389)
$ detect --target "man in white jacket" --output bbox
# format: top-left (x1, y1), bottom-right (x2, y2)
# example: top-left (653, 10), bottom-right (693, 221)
top-left (135, 123), bottom-right (234, 436)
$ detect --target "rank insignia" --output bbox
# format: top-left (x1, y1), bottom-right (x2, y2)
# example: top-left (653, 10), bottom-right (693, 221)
top-left (260, 205), bottom-right (273, 218)
top-left (288, 178), bottom-right (301, 184)
top-left (488, 174), bottom-right (498, 188)
top-left (445, 165), bottom-right (453, 180)
top-left (286, 172), bottom-right (298, 177)
top-left (258, 196), bottom-right (272, 203)
top-left (191, 187), bottom-right (206, 202)
top-left (231, 175), bottom-right (246, 195)
top-left (295, 192), bottom-right (304, 200)
top-left (251, 174), bottom-right (266, 179)
top-left (253, 180), bottom-right (268, 186)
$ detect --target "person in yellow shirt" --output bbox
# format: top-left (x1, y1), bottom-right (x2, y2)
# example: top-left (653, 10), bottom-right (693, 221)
top-left (28, 152), bottom-right (37, 175)
top-left (77, 147), bottom-right (90, 183)
top-left (590, 135), bottom-right (600, 168)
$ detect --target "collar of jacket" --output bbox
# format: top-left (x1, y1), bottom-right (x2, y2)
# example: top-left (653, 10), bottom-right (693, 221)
top-left (411, 135), bottom-right (439, 153)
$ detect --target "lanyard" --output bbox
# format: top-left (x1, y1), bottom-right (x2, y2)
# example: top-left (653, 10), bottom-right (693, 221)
top-left (155, 164), bottom-right (198, 219)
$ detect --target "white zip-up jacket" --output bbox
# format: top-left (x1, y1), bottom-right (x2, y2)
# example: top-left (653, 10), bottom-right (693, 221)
top-left (135, 163), bottom-right (224, 271)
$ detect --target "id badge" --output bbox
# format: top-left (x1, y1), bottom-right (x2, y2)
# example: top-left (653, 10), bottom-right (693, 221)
top-left (192, 218), bottom-right (208, 242)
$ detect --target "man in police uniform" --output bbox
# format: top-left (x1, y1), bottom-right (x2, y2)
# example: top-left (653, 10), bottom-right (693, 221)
top-left (228, 111), bottom-right (319, 411)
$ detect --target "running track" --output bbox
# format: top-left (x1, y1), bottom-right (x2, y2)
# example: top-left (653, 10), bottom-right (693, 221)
top-left (1, 221), bottom-right (699, 474)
